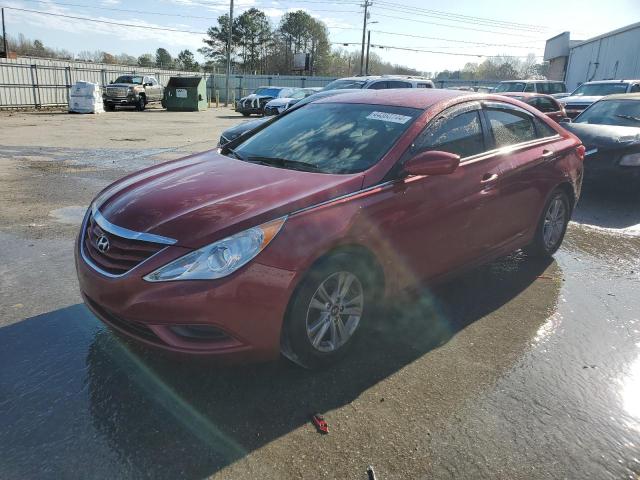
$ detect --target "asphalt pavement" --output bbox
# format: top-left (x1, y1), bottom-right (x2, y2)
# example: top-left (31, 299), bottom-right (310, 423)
top-left (0, 108), bottom-right (639, 480)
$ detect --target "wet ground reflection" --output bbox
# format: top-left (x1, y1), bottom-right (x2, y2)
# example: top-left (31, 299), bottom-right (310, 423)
top-left (0, 255), bottom-right (554, 479)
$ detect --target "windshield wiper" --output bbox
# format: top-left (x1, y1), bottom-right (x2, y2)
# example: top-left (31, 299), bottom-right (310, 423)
top-left (225, 147), bottom-right (245, 160)
top-left (615, 114), bottom-right (640, 123)
top-left (246, 156), bottom-right (321, 172)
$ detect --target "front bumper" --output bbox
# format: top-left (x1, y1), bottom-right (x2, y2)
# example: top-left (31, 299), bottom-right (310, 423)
top-left (103, 94), bottom-right (140, 106)
top-left (583, 152), bottom-right (640, 185)
top-left (75, 234), bottom-right (297, 362)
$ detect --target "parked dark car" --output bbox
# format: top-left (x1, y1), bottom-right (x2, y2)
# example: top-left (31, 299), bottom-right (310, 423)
top-left (563, 93), bottom-right (640, 186)
top-left (498, 92), bottom-right (568, 122)
top-left (76, 90), bottom-right (584, 368)
top-left (218, 89), bottom-right (362, 146)
top-left (235, 86), bottom-right (302, 116)
top-left (559, 80), bottom-right (640, 119)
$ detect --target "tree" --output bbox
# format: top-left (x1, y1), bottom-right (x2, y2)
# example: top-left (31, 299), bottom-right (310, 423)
top-left (199, 14), bottom-right (239, 66)
top-left (116, 53), bottom-right (138, 66)
top-left (155, 48), bottom-right (173, 68)
top-left (177, 49), bottom-right (198, 70)
top-left (234, 8), bottom-right (271, 73)
top-left (101, 52), bottom-right (117, 64)
top-left (32, 39), bottom-right (46, 56)
top-left (138, 53), bottom-right (154, 67)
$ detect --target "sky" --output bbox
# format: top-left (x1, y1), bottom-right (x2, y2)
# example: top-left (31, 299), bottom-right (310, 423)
top-left (2, 0), bottom-right (640, 74)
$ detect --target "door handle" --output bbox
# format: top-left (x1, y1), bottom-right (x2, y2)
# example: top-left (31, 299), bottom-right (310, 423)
top-left (481, 173), bottom-right (499, 183)
top-left (541, 149), bottom-right (555, 158)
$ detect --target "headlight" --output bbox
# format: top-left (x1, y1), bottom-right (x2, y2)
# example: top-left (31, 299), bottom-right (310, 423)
top-left (144, 217), bottom-right (286, 282)
top-left (620, 152), bottom-right (640, 166)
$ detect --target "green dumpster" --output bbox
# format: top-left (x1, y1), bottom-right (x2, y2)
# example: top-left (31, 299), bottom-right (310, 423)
top-left (162, 76), bottom-right (208, 111)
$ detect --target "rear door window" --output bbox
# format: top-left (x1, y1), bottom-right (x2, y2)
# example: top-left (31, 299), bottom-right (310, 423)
top-left (368, 81), bottom-right (389, 89)
top-left (411, 108), bottom-right (486, 158)
top-left (524, 83), bottom-right (535, 92)
top-left (485, 107), bottom-right (537, 148)
top-left (387, 81), bottom-right (412, 88)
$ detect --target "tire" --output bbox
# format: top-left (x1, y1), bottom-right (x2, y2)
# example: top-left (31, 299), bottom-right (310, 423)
top-left (104, 103), bottom-right (115, 112)
top-left (241, 112), bottom-right (250, 117)
top-left (281, 252), bottom-right (376, 369)
top-left (524, 189), bottom-right (571, 258)
top-left (135, 96), bottom-right (146, 111)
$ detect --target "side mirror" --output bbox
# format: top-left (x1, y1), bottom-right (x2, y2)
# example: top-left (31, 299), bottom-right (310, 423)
top-left (404, 150), bottom-right (460, 176)
top-left (144, 82), bottom-right (152, 86)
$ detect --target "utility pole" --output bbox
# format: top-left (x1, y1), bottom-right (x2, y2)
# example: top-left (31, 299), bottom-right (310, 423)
top-left (359, 0), bottom-right (371, 76)
top-left (365, 30), bottom-right (371, 75)
top-left (1, 8), bottom-right (8, 59)
top-left (224, 0), bottom-right (234, 107)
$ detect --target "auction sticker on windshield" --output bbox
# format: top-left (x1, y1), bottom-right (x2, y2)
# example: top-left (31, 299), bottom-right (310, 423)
top-left (366, 111), bottom-right (412, 124)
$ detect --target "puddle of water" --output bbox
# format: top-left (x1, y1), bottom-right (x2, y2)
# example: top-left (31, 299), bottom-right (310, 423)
top-left (49, 206), bottom-right (86, 225)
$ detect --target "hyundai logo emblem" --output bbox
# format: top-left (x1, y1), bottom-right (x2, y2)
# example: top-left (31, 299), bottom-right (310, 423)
top-left (96, 235), bottom-right (110, 253)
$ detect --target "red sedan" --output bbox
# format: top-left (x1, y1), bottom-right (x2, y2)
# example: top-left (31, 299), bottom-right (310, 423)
top-left (497, 92), bottom-right (568, 122)
top-left (76, 89), bottom-right (584, 368)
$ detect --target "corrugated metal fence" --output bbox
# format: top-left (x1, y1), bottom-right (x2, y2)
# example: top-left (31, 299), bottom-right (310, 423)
top-left (0, 56), bottom-right (337, 109)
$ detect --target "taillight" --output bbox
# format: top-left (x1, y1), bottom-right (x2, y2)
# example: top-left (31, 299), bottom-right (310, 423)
top-left (576, 145), bottom-right (586, 161)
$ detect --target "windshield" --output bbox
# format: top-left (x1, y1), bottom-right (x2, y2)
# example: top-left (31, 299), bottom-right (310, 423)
top-left (574, 99), bottom-right (640, 126)
top-left (570, 83), bottom-right (629, 97)
top-left (231, 103), bottom-right (420, 174)
top-left (494, 82), bottom-right (526, 93)
top-left (254, 87), bottom-right (282, 97)
top-left (322, 79), bottom-right (367, 90)
top-left (114, 75), bottom-right (143, 84)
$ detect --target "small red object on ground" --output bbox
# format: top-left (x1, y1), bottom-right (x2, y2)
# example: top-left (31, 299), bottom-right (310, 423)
top-left (311, 414), bottom-right (329, 434)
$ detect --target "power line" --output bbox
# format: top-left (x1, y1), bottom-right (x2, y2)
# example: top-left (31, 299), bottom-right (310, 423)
top-left (370, 30), bottom-right (544, 49)
top-left (1, 6), bottom-right (209, 34)
top-left (373, 0), bottom-right (547, 32)
top-left (371, 12), bottom-right (542, 38)
top-left (333, 41), bottom-right (543, 59)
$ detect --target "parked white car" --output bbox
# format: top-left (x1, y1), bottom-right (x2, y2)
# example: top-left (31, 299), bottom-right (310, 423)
top-left (263, 87), bottom-right (321, 116)
top-left (321, 75), bottom-right (434, 90)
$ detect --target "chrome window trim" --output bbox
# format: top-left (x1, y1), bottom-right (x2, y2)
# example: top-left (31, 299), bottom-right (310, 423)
top-left (460, 135), bottom-right (561, 166)
top-left (80, 209), bottom-right (170, 279)
top-left (91, 205), bottom-right (177, 245)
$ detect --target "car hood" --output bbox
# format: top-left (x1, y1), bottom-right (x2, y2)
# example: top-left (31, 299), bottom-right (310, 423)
top-left (94, 150), bottom-right (363, 248)
top-left (222, 117), bottom-right (271, 140)
top-left (265, 97), bottom-right (294, 107)
top-left (563, 123), bottom-right (640, 150)
top-left (107, 83), bottom-right (139, 88)
top-left (560, 95), bottom-right (602, 105)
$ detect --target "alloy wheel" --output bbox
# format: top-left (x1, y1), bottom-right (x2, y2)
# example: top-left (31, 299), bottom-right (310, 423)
top-left (305, 271), bottom-right (364, 353)
top-left (543, 196), bottom-right (567, 249)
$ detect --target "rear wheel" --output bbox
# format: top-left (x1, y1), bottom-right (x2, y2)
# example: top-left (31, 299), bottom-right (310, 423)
top-left (282, 253), bottom-right (374, 369)
top-left (241, 112), bottom-right (250, 117)
top-left (524, 189), bottom-right (571, 257)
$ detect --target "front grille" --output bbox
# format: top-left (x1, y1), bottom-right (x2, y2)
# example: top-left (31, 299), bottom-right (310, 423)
top-left (106, 87), bottom-right (128, 97)
top-left (86, 296), bottom-right (160, 343)
top-left (83, 213), bottom-right (165, 275)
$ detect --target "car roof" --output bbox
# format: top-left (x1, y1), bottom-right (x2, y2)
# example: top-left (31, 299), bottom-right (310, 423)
top-left (499, 79), bottom-right (563, 84)
top-left (498, 92), bottom-right (554, 99)
top-left (597, 93), bottom-right (640, 101)
top-left (313, 88), bottom-right (469, 108)
top-left (582, 79), bottom-right (640, 84)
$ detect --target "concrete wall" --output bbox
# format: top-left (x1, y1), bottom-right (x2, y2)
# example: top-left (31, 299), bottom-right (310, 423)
top-left (565, 23), bottom-right (640, 90)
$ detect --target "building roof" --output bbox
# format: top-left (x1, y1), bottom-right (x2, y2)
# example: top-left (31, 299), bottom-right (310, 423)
top-left (571, 21), bottom-right (640, 49)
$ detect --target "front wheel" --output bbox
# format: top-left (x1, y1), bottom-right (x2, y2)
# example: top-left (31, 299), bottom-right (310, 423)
top-left (282, 253), bottom-right (373, 369)
top-left (524, 189), bottom-right (571, 257)
top-left (135, 96), bottom-right (146, 111)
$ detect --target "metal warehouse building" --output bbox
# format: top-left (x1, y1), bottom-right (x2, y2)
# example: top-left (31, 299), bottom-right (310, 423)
top-left (545, 22), bottom-right (640, 91)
